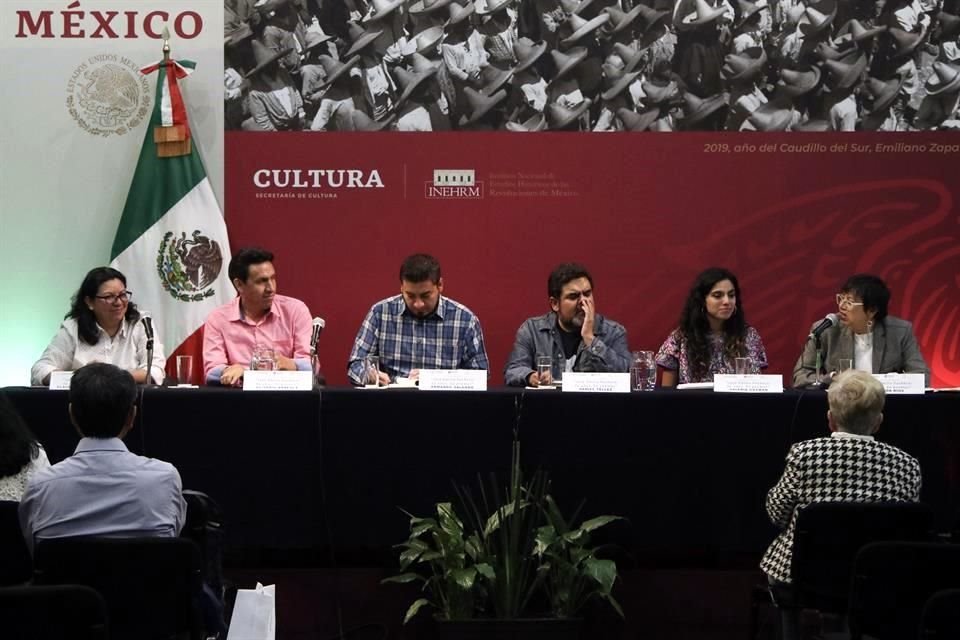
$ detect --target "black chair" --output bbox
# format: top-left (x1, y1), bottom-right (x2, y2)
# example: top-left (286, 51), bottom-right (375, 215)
top-left (918, 588), bottom-right (960, 640)
top-left (846, 542), bottom-right (960, 640)
top-left (33, 536), bottom-right (205, 640)
top-left (0, 584), bottom-right (109, 640)
top-left (789, 501), bottom-right (935, 613)
top-left (0, 500), bottom-right (32, 586)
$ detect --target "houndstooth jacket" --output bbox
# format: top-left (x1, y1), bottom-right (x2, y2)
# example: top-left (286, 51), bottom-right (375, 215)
top-left (759, 433), bottom-right (922, 583)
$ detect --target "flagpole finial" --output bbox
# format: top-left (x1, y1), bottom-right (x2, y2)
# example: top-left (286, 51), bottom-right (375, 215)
top-left (162, 26), bottom-right (171, 61)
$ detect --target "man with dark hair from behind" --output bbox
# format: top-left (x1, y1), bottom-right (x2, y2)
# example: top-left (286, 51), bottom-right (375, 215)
top-left (504, 263), bottom-right (632, 386)
top-left (203, 246), bottom-right (316, 386)
top-left (347, 253), bottom-right (489, 385)
top-left (18, 363), bottom-right (186, 550)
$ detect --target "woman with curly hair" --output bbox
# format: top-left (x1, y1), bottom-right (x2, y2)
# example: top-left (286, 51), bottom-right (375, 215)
top-left (656, 267), bottom-right (768, 386)
top-left (30, 267), bottom-right (165, 386)
top-left (0, 392), bottom-right (49, 502)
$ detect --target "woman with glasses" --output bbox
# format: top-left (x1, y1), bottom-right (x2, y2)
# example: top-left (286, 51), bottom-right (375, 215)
top-left (30, 267), bottom-right (166, 385)
top-left (656, 267), bottom-right (768, 386)
top-left (792, 274), bottom-right (930, 387)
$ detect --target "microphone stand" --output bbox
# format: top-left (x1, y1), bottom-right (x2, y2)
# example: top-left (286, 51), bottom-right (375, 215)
top-left (145, 336), bottom-right (155, 388)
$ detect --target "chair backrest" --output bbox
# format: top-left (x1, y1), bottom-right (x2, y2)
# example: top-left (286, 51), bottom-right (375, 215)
top-left (848, 542), bottom-right (960, 640)
top-left (919, 588), bottom-right (960, 640)
top-left (790, 501), bottom-right (935, 611)
top-left (33, 536), bottom-right (204, 640)
top-left (0, 500), bottom-right (32, 586)
top-left (0, 583), bottom-right (109, 640)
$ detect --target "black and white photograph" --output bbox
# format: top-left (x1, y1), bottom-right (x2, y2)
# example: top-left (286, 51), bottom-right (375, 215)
top-left (224, 0), bottom-right (960, 130)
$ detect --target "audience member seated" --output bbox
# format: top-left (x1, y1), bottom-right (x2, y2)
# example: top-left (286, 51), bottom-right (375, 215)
top-left (0, 392), bottom-right (49, 502)
top-left (656, 267), bottom-right (768, 386)
top-left (504, 262), bottom-right (631, 386)
top-left (792, 273), bottom-right (931, 388)
top-left (30, 267), bottom-right (165, 386)
top-left (202, 247), bottom-right (315, 386)
top-left (18, 363), bottom-right (186, 551)
top-left (760, 369), bottom-right (922, 640)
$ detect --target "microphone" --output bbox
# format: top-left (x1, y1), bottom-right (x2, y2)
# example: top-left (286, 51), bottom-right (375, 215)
top-left (141, 314), bottom-right (155, 340)
top-left (310, 317), bottom-right (325, 351)
top-left (809, 313), bottom-right (839, 339)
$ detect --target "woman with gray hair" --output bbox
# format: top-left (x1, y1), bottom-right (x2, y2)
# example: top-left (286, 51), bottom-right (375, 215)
top-left (760, 370), bottom-right (922, 640)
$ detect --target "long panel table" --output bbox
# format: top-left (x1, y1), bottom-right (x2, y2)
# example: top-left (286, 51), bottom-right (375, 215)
top-left (5, 386), bottom-right (958, 568)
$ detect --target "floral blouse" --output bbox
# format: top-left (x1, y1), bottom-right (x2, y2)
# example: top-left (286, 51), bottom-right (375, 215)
top-left (656, 326), bottom-right (768, 384)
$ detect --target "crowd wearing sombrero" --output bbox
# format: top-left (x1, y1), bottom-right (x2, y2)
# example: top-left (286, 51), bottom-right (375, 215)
top-left (225, 0), bottom-right (960, 130)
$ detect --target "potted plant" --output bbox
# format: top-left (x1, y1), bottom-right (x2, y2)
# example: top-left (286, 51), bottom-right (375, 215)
top-left (383, 439), bottom-right (625, 638)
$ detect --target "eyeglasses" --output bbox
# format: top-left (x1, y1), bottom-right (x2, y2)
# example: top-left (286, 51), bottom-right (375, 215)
top-left (95, 290), bottom-right (132, 304)
top-left (836, 294), bottom-right (864, 310)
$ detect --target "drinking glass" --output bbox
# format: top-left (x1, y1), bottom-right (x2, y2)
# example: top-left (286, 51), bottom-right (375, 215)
top-left (175, 355), bottom-right (193, 385)
top-left (536, 355), bottom-right (554, 387)
top-left (735, 357), bottom-right (754, 375)
top-left (631, 351), bottom-right (656, 391)
top-left (837, 358), bottom-right (853, 373)
top-left (363, 355), bottom-right (381, 387)
top-left (251, 345), bottom-right (277, 371)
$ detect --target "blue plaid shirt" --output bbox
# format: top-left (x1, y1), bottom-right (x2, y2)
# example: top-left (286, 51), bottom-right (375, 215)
top-left (347, 295), bottom-right (489, 384)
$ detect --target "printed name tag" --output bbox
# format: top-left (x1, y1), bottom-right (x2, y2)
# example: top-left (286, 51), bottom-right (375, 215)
top-left (48, 371), bottom-right (74, 390)
top-left (872, 373), bottom-right (925, 395)
top-left (713, 374), bottom-right (783, 394)
top-left (561, 372), bottom-right (630, 393)
top-left (243, 370), bottom-right (313, 391)
top-left (418, 369), bottom-right (488, 391)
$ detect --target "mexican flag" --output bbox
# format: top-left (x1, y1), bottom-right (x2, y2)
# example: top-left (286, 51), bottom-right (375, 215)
top-left (110, 55), bottom-right (232, 383)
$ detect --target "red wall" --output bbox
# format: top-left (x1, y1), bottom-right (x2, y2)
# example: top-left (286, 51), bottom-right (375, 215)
top-left (224, 132), bottom-right (960, 387)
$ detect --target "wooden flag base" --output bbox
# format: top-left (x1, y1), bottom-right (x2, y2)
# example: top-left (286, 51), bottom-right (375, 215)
top-left (154, 124), bottom-right (191, 157)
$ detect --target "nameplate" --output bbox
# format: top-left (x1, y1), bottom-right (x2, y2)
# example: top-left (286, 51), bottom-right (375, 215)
top-left (48, 371), bottom-right (74, 390)
top-left (561, 372), bottom-right (630, 393)
top-left (243, 370), bottom-right (313, 391)
top-left (873, 373), bottom-right (925, 395)
top-left (714, 374), bottom-right (783, 394)
top-left (418, 369), bottom-right (487, 391)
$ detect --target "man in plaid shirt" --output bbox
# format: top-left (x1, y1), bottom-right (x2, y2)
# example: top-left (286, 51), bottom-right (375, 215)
top-left (347, 254), bottom-right (489, 385)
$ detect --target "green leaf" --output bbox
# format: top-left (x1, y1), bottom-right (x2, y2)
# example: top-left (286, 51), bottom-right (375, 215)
top-left (483, 500), bottom-right (529, 537)
top-left (419, 550), bottom-right (443, 562)
top-left (578, 515), bottom-right (623, 533)
top-left (449, 567), bottom-right (477, 590)
top-left (399, 544), bottom-right (427, 568)
top-left (381, 572), bottom-right (422, 585)
top-left (534, 525), bottom-right (558, 557)
top-left (475, 563), bottom-right (495, 581)
top-left (403, 598), bottom-right (432, 624)
top-left (437, 503), bottom-right (465, 538)
top-left (411, 519), bottom-right (438, 537)
top-left (604, 593), bottom-right (625, 619)
top-left (584, 558), bottom-right (618, 594)
top-left (464, 534), bottom-right (483, 561)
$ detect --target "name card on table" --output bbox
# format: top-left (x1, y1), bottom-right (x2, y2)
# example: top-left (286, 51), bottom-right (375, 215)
top-left (561, 372), bottom-right (630, 393)
top-left (48, 371), bottom-right (75, 390)
top-left (243, 370), bottom-right (313, 391)
top-left (418, 369), bottom-right (488, 391)
top-left (714, 374), bottom-right (783, 394)
top-left (872, 373), bottom-right (925, 395)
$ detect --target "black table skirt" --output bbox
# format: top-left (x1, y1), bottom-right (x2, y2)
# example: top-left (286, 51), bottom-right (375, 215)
top-left (5, 386), bottom-right (958, 567)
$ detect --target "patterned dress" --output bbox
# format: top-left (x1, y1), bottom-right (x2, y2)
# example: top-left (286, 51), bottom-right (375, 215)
top-left (655, 326), bottom-right (768, 383)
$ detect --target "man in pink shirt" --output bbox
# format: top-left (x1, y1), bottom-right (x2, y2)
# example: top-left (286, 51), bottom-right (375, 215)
top-left (202, 247), bottom-right (314, 386)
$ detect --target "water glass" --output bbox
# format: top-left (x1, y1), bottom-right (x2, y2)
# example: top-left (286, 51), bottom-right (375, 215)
top-left (631, 351), bottom-right (656, 391)
top-left (175, 355), bottom-right (193, 385)
top-left (837, 358), bottom-right (853, 373)
top-left (552, 354), bottom-right (564, 386)
top-left (251, 344), bottom-right (277, 371)
top-left (362, 355), bottom-right (381, 387)
top-left (735, 357), bottom-right (755, 375)
top-left (536, 355), bottom-right (555, 387)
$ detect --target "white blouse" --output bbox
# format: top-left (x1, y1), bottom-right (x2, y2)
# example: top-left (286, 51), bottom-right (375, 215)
top-left (30, 317), bottom-right (166, 385)
top-left (0, 446), bottom-right (50, 502)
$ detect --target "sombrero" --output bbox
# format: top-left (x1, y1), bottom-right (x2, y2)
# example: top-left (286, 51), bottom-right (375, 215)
top-left (887, 27), bottom-right (923, 60)
top-left (547, 97), bottom-right (592, 129)
top-left (640, 77), bottom-right (679, 104)
top-left (603, 5), bottom-right (645, 35)
top-left (351, 110), bottom-right (397, 130)
top-left (682, 90), bottom-right (729, 124)
top-left (409, 0), bottom-right (454, 15)
top-left (612, 42), bottom-right (644, 72)
top-left (446, 1), bottom-right (476, 26)
top-left (410, 26), bottom-right (446, 56)
top-left (549, 46), bottom-right (589, 82)
top-left (747, 101), bottom-right (792, 131)
top-left (836, 18), bottom-right (886, 43)
top-left (721, 47), bottom-right (767, 84)
top-left (513, 37), bottom-right (548, 73)
top-left (245, 39), bottom-right (293, 78)
top-left (505, 112), bottom-right (547, 131)
top-left (798, 0), bottom-right (836, 37)
top-left (776, 65), bottom-right (821, 97)
top-left (317, 54), bottom-right (361, 88)
top-left (560, 13), bottom-right (610, 46)
top-left (601, 68), bottom-right (642, 101)
top-left (394, 65), bottom-right (438, 104)
top-left (926, 60), bottom-right (960, 95)
top-left (479, 64), bottom-right (513, 95)
top-left (863, 75), bottom-right (904, 113)
top-left (460, 87), bottom-right (507, 124)
top-left (362, 0), bottom-right (405, 23)
top-left (345, 22), bottom-right (384, 57)
top-left (303, 28), bottom-right (334, 52)
top-left (735, 0), bottom-right (767, 28)
top-left (475, 0), bottom-right (513, 15)
top-left (822, 50), bottom-right (867, 89)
